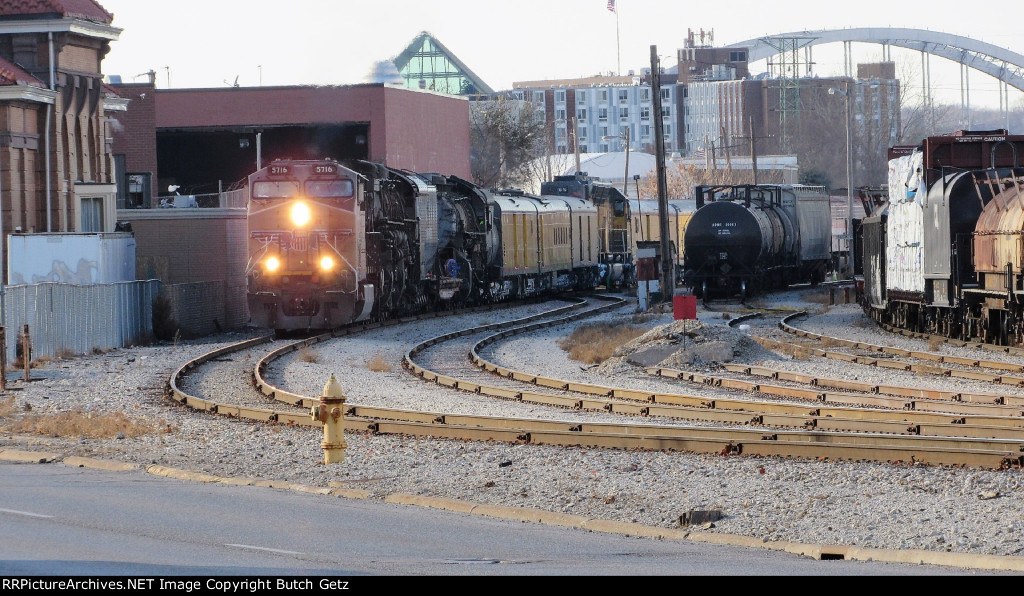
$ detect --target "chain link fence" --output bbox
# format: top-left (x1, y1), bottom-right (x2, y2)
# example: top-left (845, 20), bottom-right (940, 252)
top-left (1, 280), bottom-right (161, 361)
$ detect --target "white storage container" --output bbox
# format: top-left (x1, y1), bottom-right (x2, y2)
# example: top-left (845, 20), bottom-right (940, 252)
top-left (8, 232), bottom-right (136, 285)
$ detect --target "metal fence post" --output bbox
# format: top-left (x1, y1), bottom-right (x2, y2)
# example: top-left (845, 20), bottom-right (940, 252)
top-left (22, 324), bottom-right (30, 382)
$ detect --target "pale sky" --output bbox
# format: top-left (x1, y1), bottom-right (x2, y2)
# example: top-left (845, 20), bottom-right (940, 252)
top-left (97, 0), bottom-right (1023, 109)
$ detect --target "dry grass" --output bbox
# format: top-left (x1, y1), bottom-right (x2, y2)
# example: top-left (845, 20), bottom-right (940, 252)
top-left (366, 353), bottom-right (393, 372)
top-left (1, 405), bottom-right (170, 439)
top-left (297, 347), bottom-right (320, 364)
top-left (558, 322), bottom-right (647, 364)
top-left (630, 312), bottom-right (658, 324)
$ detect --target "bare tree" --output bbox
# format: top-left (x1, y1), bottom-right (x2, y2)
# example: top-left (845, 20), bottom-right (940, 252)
top-left (635, 162), bottom-right (786, 199)
top-left (519, 121), bottom-right (579, 193)
top-left (470, 96), bottom-right (547, 190)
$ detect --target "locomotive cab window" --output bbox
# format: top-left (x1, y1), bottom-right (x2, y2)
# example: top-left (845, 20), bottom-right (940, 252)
top-left (306, 180), bottom-right (354, 198)
top-left (253, 180), bottom-right (300, 199)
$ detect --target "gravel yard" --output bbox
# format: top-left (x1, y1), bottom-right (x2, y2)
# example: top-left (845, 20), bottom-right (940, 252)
top-left (2, 289), bottom-right (1024, 563)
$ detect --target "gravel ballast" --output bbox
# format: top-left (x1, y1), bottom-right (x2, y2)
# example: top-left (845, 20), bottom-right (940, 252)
top-left (2, 290), bottom-right (1024, 563)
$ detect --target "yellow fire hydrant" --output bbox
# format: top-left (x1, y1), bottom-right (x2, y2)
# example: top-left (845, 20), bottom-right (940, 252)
top-left (310, 374), bottom-right (346, 464)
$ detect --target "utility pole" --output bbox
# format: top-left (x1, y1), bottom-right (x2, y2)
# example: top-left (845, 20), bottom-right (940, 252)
top-left (622, 126), bottom-right (630, 197)
top-left (650, 45), bottom-right (674, 300)
top-left (721, 126), bottom-right (732, 175)
top-left (749, 116), bottom-right (759, 185)
top-left (571, 116), bottom-right (581, 175)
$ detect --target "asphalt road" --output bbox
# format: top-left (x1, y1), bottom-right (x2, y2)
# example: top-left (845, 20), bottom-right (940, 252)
top-left (0, 461), bottom-right (985, 578)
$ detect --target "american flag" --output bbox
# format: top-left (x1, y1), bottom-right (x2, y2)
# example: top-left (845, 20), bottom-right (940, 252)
top-left (607, 0), bottom-right (615, 13)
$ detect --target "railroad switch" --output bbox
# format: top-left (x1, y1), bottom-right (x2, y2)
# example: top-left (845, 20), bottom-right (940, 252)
top-left (310, 374), bottom-right (347, 464)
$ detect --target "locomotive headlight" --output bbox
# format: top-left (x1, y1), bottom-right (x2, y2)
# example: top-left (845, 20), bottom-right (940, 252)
top-left (290, 202), bottom-right (311, 226)
top-left (319, 256), bottom-right (335, 271)
top-left (265, 256), bottom-right (281, 272)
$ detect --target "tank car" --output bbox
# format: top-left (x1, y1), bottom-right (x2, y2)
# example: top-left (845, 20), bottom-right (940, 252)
top-left (683, 184), bottom-right (831, 300)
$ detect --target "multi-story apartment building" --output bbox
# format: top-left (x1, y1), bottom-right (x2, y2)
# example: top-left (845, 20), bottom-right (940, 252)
top-left (511, 72), bottom-right (681, 155)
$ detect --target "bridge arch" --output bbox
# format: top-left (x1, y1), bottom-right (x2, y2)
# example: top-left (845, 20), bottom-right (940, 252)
top-left (726, 28), bottom-right (1024, 94)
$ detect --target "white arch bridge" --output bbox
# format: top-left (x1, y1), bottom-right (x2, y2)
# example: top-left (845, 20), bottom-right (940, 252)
top-left (725, 28), bottom-right (1024, 117)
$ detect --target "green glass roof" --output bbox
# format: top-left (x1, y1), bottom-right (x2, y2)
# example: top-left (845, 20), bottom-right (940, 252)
top-left (392, 32), bottom-right (493, 95)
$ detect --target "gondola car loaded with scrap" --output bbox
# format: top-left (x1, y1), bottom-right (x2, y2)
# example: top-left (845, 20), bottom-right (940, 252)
top-left (860, 129), bottom-right (1024, 345)
top-left (245, 159), bottom-right (601, 331)
top-left (682, 183), bottom-right (832, 300)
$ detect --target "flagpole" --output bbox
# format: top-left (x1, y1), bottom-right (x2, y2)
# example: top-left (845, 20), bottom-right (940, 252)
top-left (615, 5), bottom-right (621, 75)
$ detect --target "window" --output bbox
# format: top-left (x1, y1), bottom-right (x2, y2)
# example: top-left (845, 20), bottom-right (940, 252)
top-left (577, 108), bottom-right (587, 120)
top-left (640, 106), bottom-right (650, 120)
top-left (80, 197), bottom-right (103, 232)
top-left (664, 124), bottom-right (672, 136)
top-left (598, 126), bottom-right (608, 139)
top-left (253, 180), bottom-right (300, 198)
top-left (618, 89), bottom-right (628, 102)
top-left (577, 90), bottom-right (586, 103)
top-left (579, 144), bottom-right (588, 153)
top-left (578, 127), bottom-right (587, 139)
top-left (306, 180), bottom-right (354, 198)
top-left (598, 107), bottom-right (608, 121)
top-left (619, 107), bottom-right (629, 119)
top-left (641, 125), bottom-right (650, 138)
top-left (598, 89), bottom-right (608, 103)
top-left (533, 91), bottom-right (545, 103)
top-left (729, 50), bottom-right (746, 62)
top-left (555, 108), bottom-right (567, 121)
top-left (661, 88), bottom-right (671, 100)
top-left (641, 88), bottom-right (650, 102)
top-left (662, 106), bottom-right (671, 118)
top-left (555, 90), bottom-right (566, 103)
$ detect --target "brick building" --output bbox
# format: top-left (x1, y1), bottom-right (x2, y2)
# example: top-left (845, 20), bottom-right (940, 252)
top-left (109, 83), bottom-right (473, 204)
top-left (0, 0), bottom-right (121, 242)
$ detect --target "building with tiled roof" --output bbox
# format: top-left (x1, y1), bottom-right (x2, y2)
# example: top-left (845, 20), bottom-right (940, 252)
top-left (0, 0), bottom-right (120, 245)
top-left (0, 0), bottom-right (112, 23)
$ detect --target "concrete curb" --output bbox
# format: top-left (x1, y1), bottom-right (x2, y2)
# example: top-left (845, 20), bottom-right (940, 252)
top-left (385, 494), bottom-right (477, 513)
top-left (7, 449), bottom-right (1024, 572)
top-left (62, 456), bottom-right (139, 472)
top-left (0, 448), bottom-right (59, 463)
top-left (470, 502), bottom-right (590, 528)
top-left (843, 546), bottom-right (1024, 572)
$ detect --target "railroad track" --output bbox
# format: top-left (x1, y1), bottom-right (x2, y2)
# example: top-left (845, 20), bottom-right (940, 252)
top-left (165, 295), bottom-right (1024, 469)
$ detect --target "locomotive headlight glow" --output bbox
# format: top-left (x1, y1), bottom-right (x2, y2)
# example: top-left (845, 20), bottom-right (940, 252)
top-left (265, 256), bottom-right (281, 272)
top-left (319, 256), bottom-right (335, 271)
top-left (290, 202), bottom-right (311, 226)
